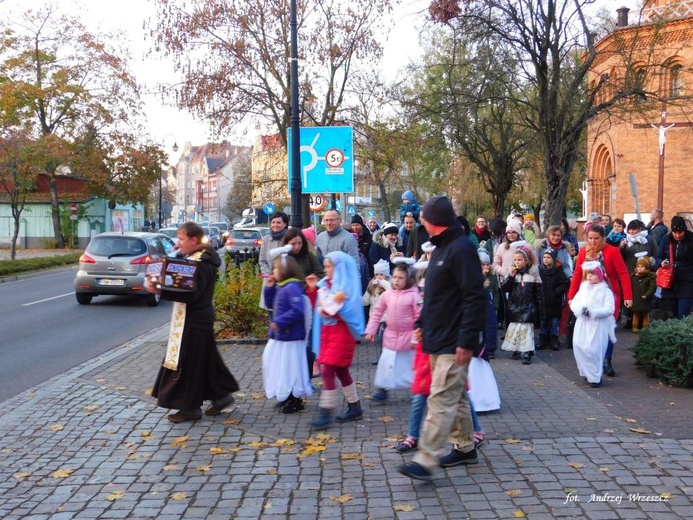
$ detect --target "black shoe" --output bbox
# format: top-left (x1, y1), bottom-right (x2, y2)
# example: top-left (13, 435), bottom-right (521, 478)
top-left (205, 394), bottom-right (235, 416)
top-left (536, 334), bottom-right (548, 350)
top-left (167, 408), bottom-right (202, 423)
top-left (274, 398), bottom-right (289, 409)
top-left (623, 320), bottom-right (632, 330)
top-left (550, 335), bottom-right (560, 351)
top-left (370, 360), bottom-right (379, 366)
top-left (521, 352), bottom-right (533, 365)
top-left (398, 462), bottom-right (433, 481)
top-left (282, 397), bottom-right (305, 414)
top-left (590, 380), bottom-right (602, 388)
top-left (487, 352), bottom-right (496, 360)
top-left (511, 352), bottom-right (520, 360)
top-left (439, 447), bottom-right (478, 468)
top-left (370, 389), bottom-right (388, 401)
top-left (604, 358), bottom-right (616, 377)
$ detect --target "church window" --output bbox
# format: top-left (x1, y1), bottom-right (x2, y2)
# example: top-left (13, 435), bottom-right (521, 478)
top-left (670, 64), bottom-right (684, 98)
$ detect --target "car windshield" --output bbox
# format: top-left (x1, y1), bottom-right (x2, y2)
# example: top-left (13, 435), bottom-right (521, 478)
top-left (213, 223), bottom-right (228, 231)
top-left (87, 237), bottom-right (147, 258)
top-left (201, 227), bottom-right (211, 234)
top-left (159, 229), bottom-right (178, 239)
top-left (231, 230), bottom-right (260, 240)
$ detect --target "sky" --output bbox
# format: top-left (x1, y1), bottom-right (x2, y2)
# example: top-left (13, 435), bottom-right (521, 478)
top-left (2, 0), bottom-right (631, 164)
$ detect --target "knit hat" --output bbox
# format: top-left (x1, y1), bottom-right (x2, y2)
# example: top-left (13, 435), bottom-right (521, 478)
top-left (636, 256), bottom-right (650, 270)
top-left (671, 215), bottom-right (687, 231)
top-left (421, 196), bottom-right (456, 227)
top-left (382, 222), bottom-right (399, 236)
top-left (301, 226), bottom-right (316, 245)
top-left (351, 214), bottom-right (365, 226)
top-left (524, 214), bottom-right (535, 222)
top-left (402, 190), bottom-right (414, 201)
top-left (506, 220), bottom-right (523, 235)
top-left (588, 212), bottom-right (600, 222)
top-left (542, 248), bottom-right (558, 261)
top-left (583, 260), bottom-right (604, 282)
top-left (477, 248), bottom-right (490, 264)
top-left (373, 259), bottom-right (390, 277)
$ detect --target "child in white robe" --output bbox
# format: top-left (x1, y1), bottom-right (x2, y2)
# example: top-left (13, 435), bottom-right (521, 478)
top-left (569, 261), bottom-right (616, 388)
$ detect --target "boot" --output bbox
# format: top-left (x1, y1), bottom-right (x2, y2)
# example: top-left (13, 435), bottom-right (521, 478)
top-left (336, 401), bottom-right (363, 423)
top-left (536, 334), bottom-right (549, 350)
top-left (521, 352), bottom-right (533, 365)
top-left (310, 407), bottom-right (333, 430)
top-left (623, 318), bottom-right (632, 330)
top-left (310, 389), bottom-right (338, 430)
top-left (336, 383), bottom-right (362, 422)
top-left (550, 335), bottom-right (560, 351)
top-left (603, 358), bottom-right (616, 377)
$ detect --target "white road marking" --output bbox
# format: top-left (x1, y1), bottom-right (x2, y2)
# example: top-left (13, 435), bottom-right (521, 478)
top-left (22, 292), bottom-right (75, 307)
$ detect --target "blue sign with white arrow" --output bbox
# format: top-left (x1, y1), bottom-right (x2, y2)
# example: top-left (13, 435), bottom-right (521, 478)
top-left (287, 126), bottom-right (354, 194)
top-left (263, 202), bottom-right (275, 215)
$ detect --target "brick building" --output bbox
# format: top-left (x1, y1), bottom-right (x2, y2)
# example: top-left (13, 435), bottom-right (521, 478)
top-left (587, 0), bottom-right (693, 223)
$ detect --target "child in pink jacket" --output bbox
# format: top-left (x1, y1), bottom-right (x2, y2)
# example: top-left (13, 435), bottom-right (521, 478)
top-left (364, 262), bottom-right (421, 401)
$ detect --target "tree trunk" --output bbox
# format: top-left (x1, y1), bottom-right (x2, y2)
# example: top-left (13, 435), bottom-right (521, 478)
top-left (493, 191), bottom-right (506, 219)
top-left (48, 174), bottom-right (64, 248)
top-left (11, 212), bottom-right (20, 260)
top-left (301, 194), bottom-right (311, 230)
top-left (377, 179), bottom-right (390, 223)
top-left (543, 167), bottom-right (569, 228)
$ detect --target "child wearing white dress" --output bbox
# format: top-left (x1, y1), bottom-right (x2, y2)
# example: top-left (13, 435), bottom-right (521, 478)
top-left (569, 261), bottom-right (616, 388)
top-left (262, 254), bottom-right (313, 414)
top-left (364, 263), bottom-right (421, 401)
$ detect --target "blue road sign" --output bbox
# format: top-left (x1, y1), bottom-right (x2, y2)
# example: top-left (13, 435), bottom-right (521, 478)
top-left (263, 202), bottom-right (275, 215)
top-left (335, 200), bottom-right (343, 212)
top-left (287, 127), bottom-right (353, 194)
top-left (368, 210), bottom-right (375, 217)
top-left (347, 205), bottom-right (356, 215)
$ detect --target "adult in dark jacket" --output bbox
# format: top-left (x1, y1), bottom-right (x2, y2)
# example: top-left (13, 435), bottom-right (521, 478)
top-left (561, 218), bottom-right (579, 251)
top-left (647, 209), bottom-right (668, 249)
top-left (406, 221), bottom-right (430, 259)
top-left (399, 196), bottom-right (486, 482)
top-left (655, 216), bottom-right (693, 319)
top-left (281, 227), bottom-right (324, 281)
top-left (148, 222), bottom-right (239, 423)
top-left (350, 215), bottom-right (373, 267)
top-left (369, 222), bottom-right (405, 271)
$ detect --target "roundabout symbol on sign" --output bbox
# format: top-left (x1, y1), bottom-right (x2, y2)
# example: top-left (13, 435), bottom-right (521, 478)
top-left (325, 148), bottom-right (345, 168)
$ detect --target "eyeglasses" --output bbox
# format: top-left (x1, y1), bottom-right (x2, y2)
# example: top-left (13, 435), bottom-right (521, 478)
top-left (323, 218), bottom-right (339, 222)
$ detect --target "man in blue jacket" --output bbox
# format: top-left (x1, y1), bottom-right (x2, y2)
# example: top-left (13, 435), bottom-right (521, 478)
top-left (398, 196), bottom-right (486, 481)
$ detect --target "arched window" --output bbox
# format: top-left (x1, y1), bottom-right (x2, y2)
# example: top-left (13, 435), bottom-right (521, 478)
top-left (634, 67), bottom-right (647, 103)
top-left (589, 144), bottom-right (613, 215)
top-left (670, 64), bottom-right (684, 98)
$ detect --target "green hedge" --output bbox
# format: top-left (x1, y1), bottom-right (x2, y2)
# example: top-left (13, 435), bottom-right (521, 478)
top-left (214, 261), bottom-right (268, 338)
top-left (0, 253), bottom-right (81, 277)
top-left (632, 315), bottom-right (693, 388)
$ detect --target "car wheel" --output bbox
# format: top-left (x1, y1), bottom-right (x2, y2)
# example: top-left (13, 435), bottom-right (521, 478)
top-left (146, 293), bottom-right (161, 307)
top-left (76, 293), bottom-right (93, 305)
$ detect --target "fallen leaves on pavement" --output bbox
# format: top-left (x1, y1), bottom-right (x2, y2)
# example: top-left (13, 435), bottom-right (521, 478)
top-left (329, 494), bottom-right (352, 504)
top-left (106, 491), bottom-right (126, 501)
top-left (52, 469), bottom-right (74, 478)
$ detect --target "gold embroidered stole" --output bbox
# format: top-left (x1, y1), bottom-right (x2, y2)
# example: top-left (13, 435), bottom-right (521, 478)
top-left (163, 250), bottom-right (205, 371)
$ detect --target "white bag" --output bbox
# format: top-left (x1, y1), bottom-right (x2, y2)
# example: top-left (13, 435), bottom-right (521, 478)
top-left (468, 356), bottom-right (501, 412)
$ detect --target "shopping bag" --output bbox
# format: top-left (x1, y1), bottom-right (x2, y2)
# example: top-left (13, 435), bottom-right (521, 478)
top-left (468, 356), bottom-right (501, 412)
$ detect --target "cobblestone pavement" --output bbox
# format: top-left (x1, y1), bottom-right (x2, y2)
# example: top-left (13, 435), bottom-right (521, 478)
top-left (0, 325), bottom-right (691, 519)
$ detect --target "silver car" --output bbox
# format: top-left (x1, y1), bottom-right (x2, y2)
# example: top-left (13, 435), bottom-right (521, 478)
top-left (225, 227), bottom-right (270, 255)
top-left (74, 232), bottom-right (176, 306)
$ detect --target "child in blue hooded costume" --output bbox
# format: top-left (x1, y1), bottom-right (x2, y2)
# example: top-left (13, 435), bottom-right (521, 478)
top-left (308, 251), bottom-right (365, 429)
top-left (400, 190), bottom-right (421, 222)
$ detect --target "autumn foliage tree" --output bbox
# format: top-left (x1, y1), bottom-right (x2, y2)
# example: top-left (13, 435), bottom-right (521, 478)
top-left (150, 0), bottom-right (399, 222)
top-left (0, 5), bottom-right (161, 246)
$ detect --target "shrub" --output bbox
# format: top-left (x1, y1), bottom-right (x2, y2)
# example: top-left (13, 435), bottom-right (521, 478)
top-left (0, 253), bottom-right (81, 277)
top-left (632, 315), bottom-right (693, 388)
top-left (214, 261), bottom-right (268, 338)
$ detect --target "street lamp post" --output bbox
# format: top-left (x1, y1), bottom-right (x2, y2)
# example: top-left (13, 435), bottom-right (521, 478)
top-left (289, 0), bottom-right (302, 228)
top-left (161, 135), bottom-right (179, 228)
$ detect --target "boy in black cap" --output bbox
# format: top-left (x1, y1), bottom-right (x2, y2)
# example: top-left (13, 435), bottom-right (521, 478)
top-left (538, 248), bottom-right (570, 350)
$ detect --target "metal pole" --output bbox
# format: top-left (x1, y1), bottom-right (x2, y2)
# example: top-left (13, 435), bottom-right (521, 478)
top-left (289, 0), bottom-right (303, 228)
top-left (158, 174), bottom-right (163, 229)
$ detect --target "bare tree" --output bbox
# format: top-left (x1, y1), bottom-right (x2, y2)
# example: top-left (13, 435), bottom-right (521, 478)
top-left (428, 0), bottom-right (671, 225)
